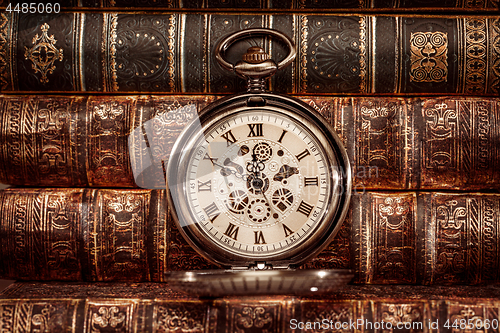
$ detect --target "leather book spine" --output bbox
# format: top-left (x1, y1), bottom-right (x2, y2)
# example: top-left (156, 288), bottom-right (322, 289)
top-left (1, 95), bottom-right (499, 190)
top-left (1, 282), bottom-right (500, 332)
top-left (350, 191), bottom-right (500, 285)
top-left (1, 13), bottom-right (499, 95)
top-left (1, 187), bottom-right (500, 284)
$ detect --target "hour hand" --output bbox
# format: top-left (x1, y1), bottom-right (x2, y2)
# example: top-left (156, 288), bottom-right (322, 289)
top-left (214, 160), bottom-right (246, 179)
top-left (224, 158), bottom-right (244, 175)
top-left (273, 165), bottom-right (299, 181)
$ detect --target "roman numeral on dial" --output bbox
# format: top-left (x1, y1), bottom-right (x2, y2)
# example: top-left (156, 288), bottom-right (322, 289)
top-left (222, 130), bottom-right (237, 146)
top-left (297, 200), bottom-right (314, 217)
top-left (304, 177), bottom-right (318, 186)
top-left (197, 180), bottom-right (212, 192)
top-left (254, 230), bottom-right (266, 244)
top-left (277, 130), bottom-right (287, 143)
top-left (296, 149), bottom-right (310, 161)
top-left (203, 202), bottom-right (220, 222)
top-left (282, 223), bottom-right (294, 237)
top-left (224, 223), bottom-right (239, 240)
top-left (248, 123), bottom-right (263, 137)
top-left (203, 153), bottom-right (218, 165)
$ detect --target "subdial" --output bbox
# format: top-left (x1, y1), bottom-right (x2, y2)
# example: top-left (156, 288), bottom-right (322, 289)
top-left (246, 198), bottom-right (272, 224)
top-left (252, 142), bottom-right (273, 162)
top-left (226, 190), bottom-right (249, 214)
top-left (271, 188), bottom-right (294, 212)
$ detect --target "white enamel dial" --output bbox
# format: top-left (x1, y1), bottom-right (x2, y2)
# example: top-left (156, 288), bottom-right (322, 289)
top-left (183, 108), bottom-right (334, 258)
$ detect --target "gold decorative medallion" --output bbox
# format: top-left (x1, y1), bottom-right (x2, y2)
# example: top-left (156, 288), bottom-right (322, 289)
top-left (24, 23), bottom-right (63, 84)
top-left (410, 32), bottom-right (448, 83)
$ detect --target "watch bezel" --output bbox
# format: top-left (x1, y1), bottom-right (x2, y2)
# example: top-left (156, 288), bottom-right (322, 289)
top-left (167, 92), bottom-right (352, 269)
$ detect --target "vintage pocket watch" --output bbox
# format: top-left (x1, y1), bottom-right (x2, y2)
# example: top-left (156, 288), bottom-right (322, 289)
top-left (166, 29), bottom-right (352, 296)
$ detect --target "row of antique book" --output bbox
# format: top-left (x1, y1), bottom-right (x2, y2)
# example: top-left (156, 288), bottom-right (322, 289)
top-left (2, 12), bottom-right (499, 95)
top-left (1, 7), bottom-right (500, 332)
top-left (0, 95), bottom-right (499, 189)
top-left (1, 282), bottom-right (500, 332)
top-left (0, 187), bottom-right (499, 285)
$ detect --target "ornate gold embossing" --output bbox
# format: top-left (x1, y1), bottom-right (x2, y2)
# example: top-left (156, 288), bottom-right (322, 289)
top-left (356, 100), bottom-right (401, 188)
top-left (4, 101), bottom-right (23, 183)
top-left (86, 302), bottom-right (135, 332)
top-left (92, 307), bottom-right (126, 329)
top-left (489, 18), bottom-right (500, 94)
top-left (300, 15), bottom-right (308, 93)
top-left (448, 304), bottom-right (488, 330)
top-left (359, 16), bottom-right (367, 93)
top-left (0, 303), bottom-right (15, 333)
top-left (98, 190), bottom-right (150, 281)
top-left (434, 198), bottom-right (468, 283)
top-left (167, 15), bottom-right (176, 92)
top-left (227, 301), bottom-right (282, 333)
top-left (410, 32), bottom-right (448, 82)
top-left (380, 303), bottom-right (422, 328)
top-left (45, 192), bottom-right (80, 279)
top-left (88, 99), bottom-right (134, 187)
top-left (482, 198), bottom-right (498, 282)
top-left (107, 194), bottom-right (141, 213)
top-left (4, 301), bottom-right (76, 333)
top-left (421, 99), bottom-right (499, 189)
top-left (465, 0), bottom-right (486, 7)
top-left (308, 17), bottom-right (361, 93)
top-left (431, 194), bottom-right (500, 284)
top-left (31, 304), bottom-right (56, 332)
top-left (0, 189), bottom-right (83, 280)
top-left (303, 302), bottom-right (354, 330)
top-left (372, 195), bottom-right (415, 283)
top-left (154, 303), bottom-right (206, 332)
top-left (23, 23), bottom-right (63, 84)
top-left (235, 307), bottom-right (273, 331)
top-left (13, 195), bottom-right (28, 276)
top-left (37, 101), bottom-right (70, 183)
top-left (103, 14), bottom-right (119, 92)
top-left (424, 103), bottom-right (457, 169)
top-left (0, 13), bottom-right (11, 91)
top-left (149, 100), bottom-right (197, 151)
top-left (464, 18), bottom-right (487, 94)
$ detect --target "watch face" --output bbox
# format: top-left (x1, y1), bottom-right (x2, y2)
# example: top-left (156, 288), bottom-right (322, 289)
top-left (168, 94), bottom-right (350, 268)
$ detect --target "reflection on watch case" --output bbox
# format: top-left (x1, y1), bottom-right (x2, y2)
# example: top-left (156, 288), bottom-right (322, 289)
top-left (165, 270), bottom-right (354, 297)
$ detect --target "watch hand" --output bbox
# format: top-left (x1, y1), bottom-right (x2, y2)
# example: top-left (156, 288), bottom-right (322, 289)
top-left (213, 161), bottom-right (248, 180)
top-left (223, 158), bottom-right (244, 175)
top-left (273, 165), bottom-right (299, 181)
top-left (247, 154), bottom-right (265, 178)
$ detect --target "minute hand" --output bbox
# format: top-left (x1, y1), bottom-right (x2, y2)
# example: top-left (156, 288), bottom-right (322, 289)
top-left (273, 165), bottom-right (299, 181)
top-left (213, 160), bottom-right (247, 179)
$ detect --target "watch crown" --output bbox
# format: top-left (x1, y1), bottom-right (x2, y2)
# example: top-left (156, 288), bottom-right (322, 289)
top-left (242, 46), bottom-right (270, 64)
